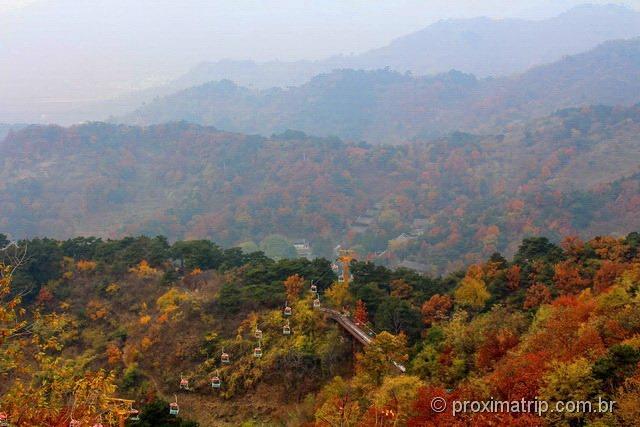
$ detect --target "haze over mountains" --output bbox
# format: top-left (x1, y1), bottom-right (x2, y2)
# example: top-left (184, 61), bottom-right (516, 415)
top-left (175, 4), bottom-right (640, 90)
top-left (124, 38), bottom-right (640, 143)
top-left (3, 4), bottom-right (640, 125)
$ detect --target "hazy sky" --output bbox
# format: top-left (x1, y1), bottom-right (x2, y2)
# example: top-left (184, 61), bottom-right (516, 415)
top-left (1, 1), bottom-right (640, 108)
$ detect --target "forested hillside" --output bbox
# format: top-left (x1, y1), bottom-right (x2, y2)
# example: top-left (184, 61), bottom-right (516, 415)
top-left (3, 104), bottom-right (640, 273)
top-left (3, 231), bottom-right (640, 425)
top-left (124, 39), bottom-right (640, 143)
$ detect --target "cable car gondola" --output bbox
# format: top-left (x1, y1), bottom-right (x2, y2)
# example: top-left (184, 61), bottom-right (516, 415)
top-left (221, 349), bottom-right (230, 364)
top-left (283, 320), bottom-right (291, 335)
top-left (211, 370), bottom-right (221, 389)
top-left (169, 402), bottom-right (179, 416)
top-left (129, 409), bottom-right (140, 421)
top-left (179, 376), bottom-right (189, 390)
top-left (283, 301), bottom-right (292, 316)
top-left (169, 396), bottom-right (179, 416)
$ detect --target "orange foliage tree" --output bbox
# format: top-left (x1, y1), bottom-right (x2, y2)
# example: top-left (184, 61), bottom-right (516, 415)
top-left (594, 260), bottom-right (626, 293)
top-left (421, 294), bottom-right (453, 326)
top-left (506, 265), bottom-right (521, 291)
top-left (283, 274), bottom-right (305, 301)
top-left (553, 261), bottom-right (590, 294)
top-left (489, 352), bottom-right (549, 400)
top-left (523, 284), bottom-right (552, 309)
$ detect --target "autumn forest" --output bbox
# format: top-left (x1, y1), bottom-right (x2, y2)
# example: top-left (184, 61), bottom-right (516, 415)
top-left (4, 2), bottom-right (640, 427)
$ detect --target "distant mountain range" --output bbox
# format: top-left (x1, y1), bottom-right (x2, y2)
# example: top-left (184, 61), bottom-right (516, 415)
top-left (7, 4), bottom-right (638, 126)
top-left (171, 4), bottom-right (640, 89)
top-left (4, 103), bottom-right (640, 272)
top-left (123, 38), bottom-right (640, 143)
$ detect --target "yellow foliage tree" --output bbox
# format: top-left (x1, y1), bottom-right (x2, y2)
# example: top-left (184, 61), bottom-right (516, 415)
top-left (156, 288), bottom-right (189, 314)
top-left (372, 375), bottom-right (423, 425)
top-left (76, 259), bottom-right (97, 271)
top-left (325, 281), bottom-right (353, 309)
top-left (1, 265), bottom-right (118, 426)
top-left (0, 262), bottom-right (27, 377)
top-left (105, 282), bottom-right (120, 294)
top-left (454, 275), bottom-right (490, 309)
top-left (315, 376), bottom-right (360, 427)
top-left (86, 299), bottom-right (109, 321)
top-left (356, 331), bottom-right (408, 386)
top-left (0, 263), bottom-right (25, 348)
top-left (539, 358), bottom-right (600, 425)
top-left (4, 368), bottom-right (118, 425)
top-left (129, 260), bottom-right (158, 277)
top-left (617, 368), bottom-right (640, 425)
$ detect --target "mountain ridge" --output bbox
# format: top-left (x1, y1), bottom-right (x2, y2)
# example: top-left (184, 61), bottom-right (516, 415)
top-left (171, 3), bottom-right (640, 90)
top-left (123, 38), bottom-right (640, 143)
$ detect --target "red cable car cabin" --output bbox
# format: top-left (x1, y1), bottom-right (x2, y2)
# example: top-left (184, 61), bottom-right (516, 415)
top-left (169, 402), bottom-right (179, 415)
top-left (211, 376), bottom-right (221, 388)
top-left (283, 303), bottom-right (292, 316)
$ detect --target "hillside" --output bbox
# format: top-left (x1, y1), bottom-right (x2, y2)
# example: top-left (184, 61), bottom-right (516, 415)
top-left (123, 39), bottom-right (640, 143)
top-left (3, 231), bottom-right (640, 426)
top-left (173, 4), bottom-right (640, 90)
top-left (4, 104), bottom-right (640, 274)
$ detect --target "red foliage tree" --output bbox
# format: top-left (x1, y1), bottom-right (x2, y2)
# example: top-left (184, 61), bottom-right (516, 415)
top-left (36, 287), bottom-right (54, 306)
top-left (553, 260), bottom-right (590, 294)
top-left (471, 413), bottom-right (545, 426)
top-left (489, 352), bottom-right (549, 400)
top-left (506, 265), bottom-right (521, 291)
top-left (524, 295), bottom-right (597, 360)
top-left (560, 235), bottom-right (585, 260)
top-left (421, 294), bottom-right (453, 326)
top-left (523, 284), bottom-right (552, 309)
top-left (408, 386), bottom-right (463, 427)
top-left (593, 260), bottom-right (626, 293)
top-left (354, 300), bottom-right (368, 326)
top-left (476, 328), bottom-right (520, 371)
